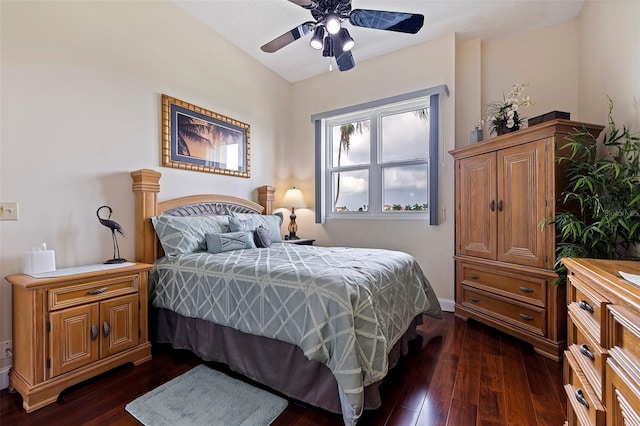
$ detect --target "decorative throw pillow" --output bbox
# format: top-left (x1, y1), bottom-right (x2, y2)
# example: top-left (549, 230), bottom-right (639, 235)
top-left (150, 215), bottom-right (231, 255)
top-left (253, 226), bottom-right (272, 248)
top-left (228, 217), bottom-right (257, 249)
top-left (232, 212), bottom-right (284, 242)
top-left (205, 232), bottom-right (247, 254)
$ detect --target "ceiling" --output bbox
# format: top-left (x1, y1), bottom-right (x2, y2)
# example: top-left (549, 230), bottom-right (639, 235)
top-left (173, 0), bottom-right (585, 83)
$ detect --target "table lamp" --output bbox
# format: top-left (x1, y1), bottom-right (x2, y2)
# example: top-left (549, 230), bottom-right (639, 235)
top-left (281, 187), bottom-right (307, 240)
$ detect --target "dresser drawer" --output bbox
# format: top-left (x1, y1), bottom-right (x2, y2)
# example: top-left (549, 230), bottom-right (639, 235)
top-left (564, 350), bottom-right (605, 426)
top-left (606, 355), bottom-right (640, 426)
top-left (568, 311), bottom-right (607, 402)
top-left (460, 285), bottom-right (545, 335)
top-left (568, 275), bottom-right (610, 346)
top-left (48, 274), bottom-right (139, 311)
top-left (459, 262), bottom-right (546, 307)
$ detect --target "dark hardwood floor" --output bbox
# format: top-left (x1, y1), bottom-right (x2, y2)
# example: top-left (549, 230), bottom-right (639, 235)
top-left (1, 313), bottom-right (566, 426)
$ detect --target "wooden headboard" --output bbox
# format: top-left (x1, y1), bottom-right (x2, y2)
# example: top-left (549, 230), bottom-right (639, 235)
top-left (131, 169), bottom-right (275, 264)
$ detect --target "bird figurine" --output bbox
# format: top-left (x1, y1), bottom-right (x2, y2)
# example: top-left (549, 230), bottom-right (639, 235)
top-left (97, 205), bottom-right (126, 264)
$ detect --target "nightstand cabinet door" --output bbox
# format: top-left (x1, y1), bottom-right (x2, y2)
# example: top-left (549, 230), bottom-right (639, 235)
top-left (100, 293), bottom-right (139, 358)
top-left (50, 303), bottom-right (100, 377)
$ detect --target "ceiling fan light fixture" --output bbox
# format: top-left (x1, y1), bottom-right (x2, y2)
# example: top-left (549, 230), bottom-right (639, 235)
top-left (325, 13), bottom-right (341, 35)
top-left (322, 35), bottom-right (334, 57)
top-left (337, 28), bottom-right (354, 51)
top-left (309, 25), bottom-right (325, 50)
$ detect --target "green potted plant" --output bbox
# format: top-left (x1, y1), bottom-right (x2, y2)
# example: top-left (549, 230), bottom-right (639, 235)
top-left (547, 97), bottom-right (640, 283)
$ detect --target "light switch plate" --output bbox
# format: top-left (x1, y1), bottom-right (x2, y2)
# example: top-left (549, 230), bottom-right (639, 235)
top-left (0, 202), bottom-right (18, 220)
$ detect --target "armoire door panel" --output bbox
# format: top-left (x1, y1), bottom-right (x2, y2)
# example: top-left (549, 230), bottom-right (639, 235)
top-left (457, 152), bottom-right (497, 259)
top-left (497, 140), bottom-right (547, 267)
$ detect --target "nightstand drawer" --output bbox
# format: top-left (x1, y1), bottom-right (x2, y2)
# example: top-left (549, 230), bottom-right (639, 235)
top-left (459, 262), bottom-right (546, 307)
top-left (48, 274), bottom-right (139, 311)
top-left (460, 285), bottom-right (545, 336)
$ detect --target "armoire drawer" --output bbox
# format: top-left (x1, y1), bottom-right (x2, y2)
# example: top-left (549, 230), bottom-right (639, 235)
top-left (458, 261), bottom-right (546, 307)
top-left (460, 285), bottom-right (545, 336)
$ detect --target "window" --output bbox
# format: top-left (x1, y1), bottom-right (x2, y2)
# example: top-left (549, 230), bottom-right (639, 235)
top-left (312, 86), bottom-right (447, 224)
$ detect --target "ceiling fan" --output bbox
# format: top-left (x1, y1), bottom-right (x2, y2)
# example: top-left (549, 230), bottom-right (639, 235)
top-left (260, 0), bottom-right (425, 72)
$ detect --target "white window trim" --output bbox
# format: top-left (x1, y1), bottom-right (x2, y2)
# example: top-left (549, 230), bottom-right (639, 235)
top-left (312, 85), bottom-right (448, 225)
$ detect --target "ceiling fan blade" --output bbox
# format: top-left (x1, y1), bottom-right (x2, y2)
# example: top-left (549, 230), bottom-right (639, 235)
top-left (349, 9), bottom-right (424, 34)
top-left (287, 0), bottom-right (318, 9)
top-left (335, 50), bottom-right (355, 72)
top-left (261, 21), bottom-right (315, 53)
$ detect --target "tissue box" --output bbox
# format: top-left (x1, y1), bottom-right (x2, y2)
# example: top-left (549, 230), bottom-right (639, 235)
top-left (23, 250), bottom-right (56, 275)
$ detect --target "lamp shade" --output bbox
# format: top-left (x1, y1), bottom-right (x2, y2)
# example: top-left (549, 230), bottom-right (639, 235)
top-left (281, 187), bottom-right (307, 209)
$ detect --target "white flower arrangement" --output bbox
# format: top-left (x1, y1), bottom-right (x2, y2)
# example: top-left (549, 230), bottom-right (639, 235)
top-left (481, 83), bottom-right (533, 135)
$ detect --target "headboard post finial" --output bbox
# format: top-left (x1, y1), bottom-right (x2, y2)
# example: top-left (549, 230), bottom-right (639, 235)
top-left (131, 169), bottom-right (161, 264)
top-left (258, 185), bottom-right (276, 215)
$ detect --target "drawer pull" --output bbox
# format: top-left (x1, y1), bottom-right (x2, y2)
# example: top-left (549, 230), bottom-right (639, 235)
top-left (469, 274), bottom-right (480, 279)
top-left (103, 321), bottom-right (110, 338)
top-left (519, 286), bottom-right (534, 293)
top-left (575, 389), bottom-right (589, 409)
top-left (469, 297), bottom-right (480, 302)
top-left (578, 300), bottom-right (594, 313)
top-left (88, 287), bottom-right (108, 295)
top-left (519, 313), bottom-right (534, 321)
top-left (91, 324), bottom-right (98, 341)
top-left (579, 343), bottom-right (595, 360)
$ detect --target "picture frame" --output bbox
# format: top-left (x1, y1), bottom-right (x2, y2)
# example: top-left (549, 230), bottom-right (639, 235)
top-left (161, 94), bottom-right (250, 178)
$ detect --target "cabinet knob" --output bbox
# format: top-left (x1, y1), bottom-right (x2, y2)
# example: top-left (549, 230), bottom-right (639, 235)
top-left (575, 389), bottom-right (589, 409)
top-left (578, 300), bottom-right (594, 313)
top-left (580, 343), bottom-right (595, 360)
top-left (497, 200), bottom-right (503, 211)
top-left (103, 321), bottom-right (110, 338)
top-left (91, 324), bottom-right (98, 341)
top-left (490, 200), bottom-right (495, 212)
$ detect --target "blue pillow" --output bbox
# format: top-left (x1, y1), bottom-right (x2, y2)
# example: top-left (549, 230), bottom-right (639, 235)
top-left (232, 213), bottom-right (283, 242)
top-left (205, 232), bottom-right (247, 254)
top-left (228, 217), bottom-right (257, 249)
top-left (253, 226), bottom-right (272, 248)
top-left (150, 215), bottom-right (231, 255)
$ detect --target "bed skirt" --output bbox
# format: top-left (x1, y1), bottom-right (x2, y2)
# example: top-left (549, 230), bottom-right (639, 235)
top-left (154, 308), bottom-right (422, 415)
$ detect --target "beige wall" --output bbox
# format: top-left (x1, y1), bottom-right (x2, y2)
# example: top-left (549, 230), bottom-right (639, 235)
top-left (578, 1), bottom-right (640, 131)
top-left (0, 1), bottom-right (290, 372)
top-left (288, 34), bottom-right (457, 303)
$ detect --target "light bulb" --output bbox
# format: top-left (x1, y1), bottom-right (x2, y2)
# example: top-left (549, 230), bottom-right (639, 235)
top-left (309, 26), bottom-right (325, 50)
top-left (325, 13), bottom-right (341, 35)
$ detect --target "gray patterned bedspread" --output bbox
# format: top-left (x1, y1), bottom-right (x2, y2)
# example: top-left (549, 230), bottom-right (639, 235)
top-left (150, 243), bottom-right (442, 425)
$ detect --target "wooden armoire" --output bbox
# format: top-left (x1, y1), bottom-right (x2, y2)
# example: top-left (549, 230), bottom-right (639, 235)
top-left (450, 119), bottom-right (603, 361)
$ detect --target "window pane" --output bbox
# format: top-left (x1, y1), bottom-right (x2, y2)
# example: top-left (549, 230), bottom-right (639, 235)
top-left (332, 169), bottom-right (368, 212)
top-left (381, 108), bottom-right (429, 162)
top-left (382, 165), bottom-right (429, 211)
top-left (331, 120), bottom-right (370, 167)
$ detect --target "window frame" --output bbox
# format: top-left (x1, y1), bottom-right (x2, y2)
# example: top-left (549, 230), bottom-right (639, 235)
top-left (313, 85), bottom-right (447, 225)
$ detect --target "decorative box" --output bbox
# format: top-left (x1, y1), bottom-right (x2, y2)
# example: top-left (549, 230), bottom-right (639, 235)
top-left (528, 111), bottom-right (571, 127)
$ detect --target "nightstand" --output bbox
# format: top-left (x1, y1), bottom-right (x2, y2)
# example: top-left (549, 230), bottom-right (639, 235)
top-left (6, 262), bottom-right (152, 413)
top-left (282, 238), bottom-right (315, 245)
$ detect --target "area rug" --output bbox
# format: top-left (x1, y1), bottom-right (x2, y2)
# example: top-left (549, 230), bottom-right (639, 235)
top-left (125, 364), bottom-right (288, 426)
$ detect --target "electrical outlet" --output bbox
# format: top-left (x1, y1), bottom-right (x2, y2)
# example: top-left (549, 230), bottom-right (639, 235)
top-left (0, 202), bottom-right (19, 221)
top-left (0, 340), bottom-right (11, 360)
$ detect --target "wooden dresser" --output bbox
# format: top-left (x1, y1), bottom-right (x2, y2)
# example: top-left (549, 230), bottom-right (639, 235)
top-left (450, 120), bottom-right (603, 361)
top-left (6, 263), bottom-right (152, 413)
top-left (562, 258), bottom-right (640, 425)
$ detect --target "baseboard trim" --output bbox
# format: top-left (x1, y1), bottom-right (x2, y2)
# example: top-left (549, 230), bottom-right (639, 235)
top-left (438, 298), bottom-right (455, 313)
top-left (1, 365), bottom-right (10, 390)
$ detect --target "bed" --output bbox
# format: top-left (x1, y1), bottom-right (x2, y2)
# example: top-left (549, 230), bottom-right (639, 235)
top-left (130, 169), bottom-right (442, 426)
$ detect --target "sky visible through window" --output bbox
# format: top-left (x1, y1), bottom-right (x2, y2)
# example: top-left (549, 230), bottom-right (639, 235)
top-left (332, 109), bottom-right (429, 212)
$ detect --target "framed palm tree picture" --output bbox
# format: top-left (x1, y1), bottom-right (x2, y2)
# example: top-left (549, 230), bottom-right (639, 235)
top-left (161, 94), bottom-right (250, 177)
